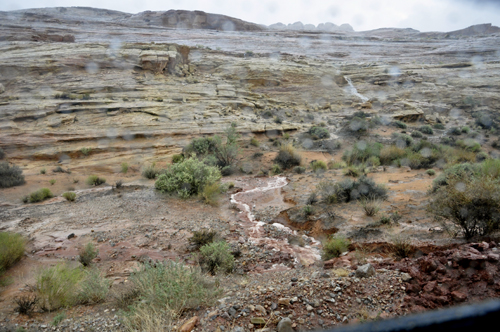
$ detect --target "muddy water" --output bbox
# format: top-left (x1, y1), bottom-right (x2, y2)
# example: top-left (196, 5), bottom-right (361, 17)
top-left (230, 176), bottom-right (321, 269)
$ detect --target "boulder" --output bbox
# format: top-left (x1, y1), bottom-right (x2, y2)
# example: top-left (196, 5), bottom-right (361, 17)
top-left (277, 317), bottom-right (293, 332)
top-left (355, 263), bottom-right (376, 278)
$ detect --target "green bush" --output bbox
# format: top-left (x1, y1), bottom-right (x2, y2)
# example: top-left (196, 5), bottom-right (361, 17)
top-left (392, 120), bottom-right (407, 129)
top-left (316, 180), bottom-right (338, 204)
top-left (322, 235), bottom-right (350, 260)
top-left (309, 126), bottom-right (330, 139)
top-left (62, 192), bottom-right (76, 201)
top-left (200, 182), bottom-right (221, 206)
top-left (189, 229), bottom-right (218, 250)
top-left (40, 168), bottom-right (46, 175)
top-left (122, 261), bottom-right (220, 330)
top-left (250, 138), bottom-right (260, 147)
top-left (461, 126), bottom-right (471, 134)
top-left (348, 117), bottom-right (369, 132)
top-left (86, 175), bottom-right (106, 186)
top-left (36, 263), bottom-right (84, 311)
top-left (274, 143), bottom-right (302, 169)
top-left (327, 160), bottom-right (347, 169)
top-left (155, 157), bottom-right (221, 198)
top-left (211, 124), bottom-right (240, 167)
top-left (379, 145), bottom-right (407, 165)
top-left (49, 179), bottom-right (56, 186)
top-left (311, 160), bottom-right (327, 171)
top-left (121, 162), bottom-right (129, 173)
top-left (476, 151), bottom-right (489, 162)
top-left (52, 313), bottom-right (66, 326)
top-left (171, 154), bottom-right (184, 164)
top-left (78, 242), bottom-right (98, 267)
top-left (456, 139), bottom-right (481, 152)
top-left (411, 131), bottom-right (423, 138)
top-left (391, 235), bottom-right (413, 259)
top-left (429, 175), bottom-right (500, 239)
top-left (80, 147), bottom-right (92, 156)
top-left (480, 158), bottom-right (500, 179)
top-left (366, 156), bottom-right (381, 167)
top-left (342, 141), bottom-right (382, 165)
top-left (333, 176), bottom-right (388, 203)
top-left (433, 123), bottom-right (445, 130)
top-left (359, 197), bottom-right (381, 216)
top-left (293, 166), bottom-right (306, 174)
top-left (449, 127), bottom-right (462, 135)
top-left (343, 165), bottom-right (364, 177)
top-left (271, 164), bottom-right (282, 174)
top-left (184, 137), bottom-right (216, 156)
top-left (417, 125), bottom-right (434, 135)
top-left (0, 162), bottom-right (25, 188)
top-left (199, 241), bottom-right (235, 275)
top-left (142, 163), bottom-right (160, 179)
top-left (392, 133), bottom-right (413, 147)
top-left (78, 268), bottom-right (111, 304)
top-left (28, 188), bottom-right (53, 203)
top-left (426, 169), bottom-right (436, 176)
top-left (0, 232), bottom-right (26, 272)
top-left (431, 162), bottom-right (479, 192)
top-left (303, 205), bottom-right (314, 216)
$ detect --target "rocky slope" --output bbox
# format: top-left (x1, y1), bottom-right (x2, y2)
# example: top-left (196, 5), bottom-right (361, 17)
top-left (1, 6), bottom-right (500, 332)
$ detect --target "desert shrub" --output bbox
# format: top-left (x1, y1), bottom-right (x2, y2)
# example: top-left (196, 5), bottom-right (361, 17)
top-left (390, 211), bottom-right (402, 222)
top-left (211, 124), bottom-right (240, 168)
top-left (293, 166), bottom-right (306, 174)
top-left (322, 235), bottom-right (350, 260)
top-left (0, 162), bottom-right (25, 188)
top-left (379, 215), bottom-right (391, 225)
top-left (112, 285), bottom-right (141, 309)
top-left (433, 123), bottom-right (445, 130)
top-left (323, 139), bottom-right (341, 151)
top-left (78, 268), bottom-right (111, 304)
top-left (317, 180), bottom-right (338, 204)
top-left (28, 188), bottom-right (53, 203)
top-left (328, 160), bottom-right (347, 169)
top-left (359, 197), bottom-right (381, 216)
top-left (391, 235), bottom-right (413, 259)
top-left (475, 114), bottom-right (493, 129)
top-left (311, 160), bottom-right (327, 171)
top-left (309, 126), bottom-right (330, 139)
top-left (303, 205), bottom-right (314, 216)
top-left (392, 120), bottom-right (407, 129)
top-left (184, 137), bottom-right (216, 157)
top-left (250, 138), bottom-right (260, 147)
top-left (342, 141), bottom-right (383, 165)
top-left (86, 175), bottom-right (106, 186)
top-left (121, 162), bottom-right (129, 173)
top-left (449, 127), bottom-right (462, 135)
top-left (366, 156), bottom-right (381, 167)
top-left (274, 116), bottom-right (283, 124)
top-left (115, 180), bottom-right (123, 189)
top-left (170, 154), bottom-right (184, 164)
top-left (35, 263), bottom-right (84, 311)
top-left (14, 294), bottom-right (38, 316)
top-left (461, 126), bottom-right (471, 134)
top-left (343, 165), bottom-right (364, 177)
top-left (480, 158), bottom-right (500, 179)
top-left (142, 163), bottom-right (160, 179)
top-left (411, 131), bottom-right (423, 138)
top-left (78, 242), bottom-right (98, 267)
top-left (252, 152), bottom-right (263, 158)
top-left (51, 313), bottom-right (66, 326)
top-left (80, 147), bottom-right (92, 156)
top-left (274, 143), bottom-right (302, 169)
top-left (271, 164), bottom-right (282, 174)
top-left (200, 182), bottom-right (221, 206)
top-left (306, 192), bottom-right (318, 205)
top-left (426, 169), bottom-right (436, 176)
top-left (122, 261), bottom-right (220, 330)
top-left (431, 162), bottom-right (479, 192)
top-left (49, 179), bottom-right (56, 186)
top-left (220, 165), bottom-right (234, 176)
top-left (392, 133), bottom-right (413, 148)
top-left (442, 146), bottom-right (476, 165)
top-left (429, 174), bottom-right (500, 239)
top-left (0, 147), bottom-right (4, 159)
top-left (40, 168), bottom-right (46, 174)
top-left (476, 151), bottom-right (489, 162)
top-left (417, 125), bottom-right (434, 135)
top-left (456, 139), bottom-right (481, 152)
top-left (334, 176), bottom-right (388, 203)
top-left (348, 117), bottom-right (369, 132)
top-left (199, 241), bottom-right (234, 275)
top-left (0, 232), bottom-right (26, 272)
top-left (155, 157), bottom-right (221, 198)
top-left (62, 192), bottom-right (76, 201)
top-left (189, 229), bottom-right (218, 250)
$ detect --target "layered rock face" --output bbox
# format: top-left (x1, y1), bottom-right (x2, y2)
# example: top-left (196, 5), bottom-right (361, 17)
top-left (0, 8), bottom-right (499, 170)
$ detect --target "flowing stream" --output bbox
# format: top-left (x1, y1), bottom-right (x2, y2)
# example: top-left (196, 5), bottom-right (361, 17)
top-left (344, 76), bottom-right (369, 102)
top-left (230, 176), bottom-right (321, 269)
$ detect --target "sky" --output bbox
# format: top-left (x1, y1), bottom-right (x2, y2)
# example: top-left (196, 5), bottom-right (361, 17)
top-left (1, 0), bottom-right (500, 32)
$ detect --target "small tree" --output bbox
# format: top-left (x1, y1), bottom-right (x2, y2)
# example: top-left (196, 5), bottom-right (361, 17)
top-left (429, 175), bottom-right (500, 239)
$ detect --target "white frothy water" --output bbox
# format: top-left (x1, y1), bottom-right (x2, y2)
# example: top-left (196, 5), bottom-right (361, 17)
top-left (230, 176), bottom-right (321, 270)
top-left (344, 76), bottom-right (369, 102)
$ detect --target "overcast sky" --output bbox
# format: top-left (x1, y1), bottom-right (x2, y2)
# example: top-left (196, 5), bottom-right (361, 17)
top-left (1, 0), bottom-right (500, 32)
